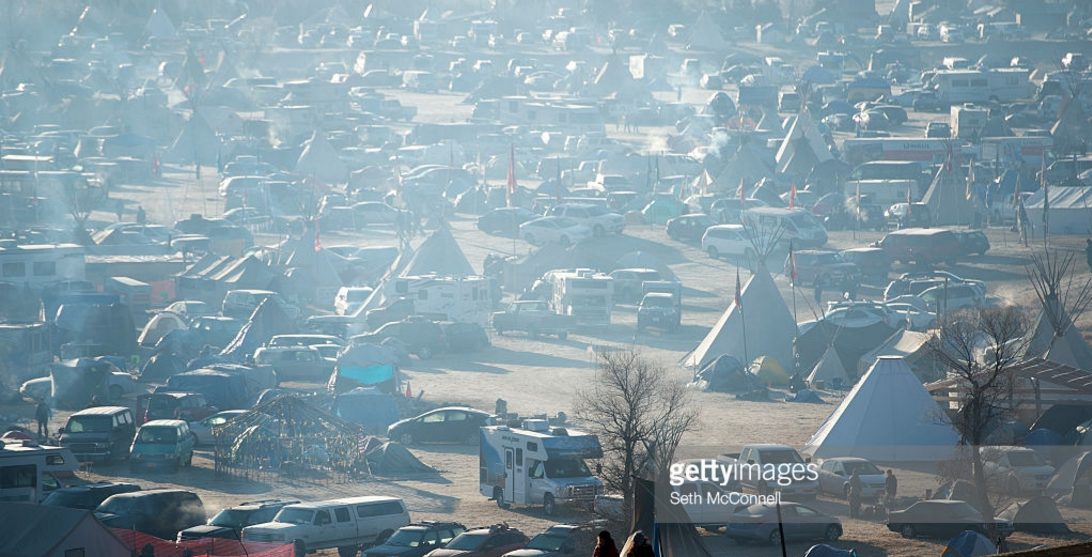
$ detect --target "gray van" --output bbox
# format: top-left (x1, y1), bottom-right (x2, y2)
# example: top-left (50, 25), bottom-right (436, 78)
top-left (58, 406), bottom-right (136, 462)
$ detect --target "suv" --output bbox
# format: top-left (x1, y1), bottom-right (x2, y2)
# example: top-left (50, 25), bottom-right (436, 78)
top-left (702, 224), bottom-right (756, 262)
top-left (136, 392), bottom-right (215, 424)
top-left (41, 481), bottom-right (141, 511)
top-left (222, 289), bottom-right (300, 320)
top-left (352, 317), bottom-right (446, 359)
top-left (953, 230), bottom-right (990, 256)
top-left (96, 489), bottom-right (207, 541)
top-left (788, 250), bottom-right (861, 287)
top-left (253, 345), bottom-right (335, 381)
top-left (424, 524), bottom-right (529, 557)
top-left (637, 292), bottom-right (680, 333)
top-left (925, 122), bottom-right (951, 138)
top-left (547, 203), bottom-right (625, 236)
top-left (364, 521), bottom-right (467, 557)
top-left (178, 499), bottom-right (300, 541)
top-left (981, 446), bottom-right (1055, 493)
top-left (877, 228), bottom-right (961, 265)
top-left (608, 268), bottom-right (661, 302)
top-left (503, 525), bottom-right (594, 557)
top-left (58, 406), bottom-right (137, 462)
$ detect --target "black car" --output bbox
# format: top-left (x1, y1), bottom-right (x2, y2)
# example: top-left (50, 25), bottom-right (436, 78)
top-left (363, 522), bottom-right (467, 557)
top-left (387, 407), bottom-right (496, 445)
top-left (886, 500), bottom-right (1013, 540)
top-left (666, 213), bottom-right (716, 242)
top-left (354, 317), bottom-right (446, 359)
top-left (178, 499), bottom-right (299, 541)
top-left (478, 207), bottom-right (538, 234)
top-left (954, 230), bottom-right (990, 256)
top-left (440, 322), bottom-right (490, 352)
top-left (41, 482), bottom-right (141, 511)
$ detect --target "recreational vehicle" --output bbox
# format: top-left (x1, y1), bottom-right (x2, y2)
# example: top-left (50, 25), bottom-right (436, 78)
top-left (549, 270), bottom-right (613, 324)
top-left (383, 275), bottom-right (494, 326)
top-left (0, 243), bottom-right (86, 290)
top-left (0, 440), bottom-right (79, 502)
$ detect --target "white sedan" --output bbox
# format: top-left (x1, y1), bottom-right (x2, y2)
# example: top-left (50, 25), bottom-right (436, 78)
top-left (189, 409), bottom-right (248, 446)
top-left (351, 202), bottom-right (408, 225)
top-left (519, 217), bottom-right (591, 247)
top-left (884, 302), bottom-right (937, 330)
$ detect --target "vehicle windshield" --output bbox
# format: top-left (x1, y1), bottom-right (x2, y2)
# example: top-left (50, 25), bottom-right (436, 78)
top-left (66, 416), bottom-right (111, 433)
top-left (274, 508), bottom-right (314, 525)
top-left (546, 458), bottom-right (593, 478)
top-left (1007, 451), bottom-right (1046, 467)
top-left (815, 253), bottom-right (842, 264)
top-left (642, 296), bottom-right (674, 308)
top-left (842, 461), bottom-right (882, 475)
top-left (211, 509), bottom-right (253, 528)
top-left (445, 532), bottom-right (489, 551)
top-left (385, 529), bottom-right (425, 547)
top-left (525, 534), bottom-right (567, 552)
top-left (762, 450), bottom-right (805, 465)
top-left (135, 427), bottom-right (177, 444)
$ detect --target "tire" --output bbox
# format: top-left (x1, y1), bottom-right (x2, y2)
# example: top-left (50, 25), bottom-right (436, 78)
top-left (495, 487), bottom-right (510, 509)
top-left (417, 346), bottom-right (432, 359)
top-left (707, 246), bottom-right (720, 259)
top-left (399, 432), bottom-right (414, 445)
top-left (466, 433), bottom-right (479, 446)
top-left (543, 493), bottom-right (556, 516)
top-left (819, 273), bottom-right (831, 287)
top-left (768, 529), bottom-right (782, 546)
top-left (557, 332), bottom-right (568, 340)
top-left (524, 233), bottom-right (536, 245)
top-left (900, 524), bottom-right (916, 539)
top-left (294, 541), bottom-right (306, 557)
top-left (824, 525), bottom-right (841, 542)
top-left (559, 235), bottom-right (571, 248)
top-left (339, 546), bottom-right (359, 557)
top-left (184, 452), bottom-right (193, 467)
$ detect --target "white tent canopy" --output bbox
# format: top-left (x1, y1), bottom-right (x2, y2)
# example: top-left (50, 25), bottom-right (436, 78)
top-left (1025, 186), bottom-right (1092, 236)
top-left (803, 356), bottom-right (959, 462)
top-left (681, 265), bottom-right (795, 370)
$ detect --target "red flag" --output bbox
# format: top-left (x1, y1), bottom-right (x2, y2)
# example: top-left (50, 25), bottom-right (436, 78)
top-left (739, 177), bottom-right (747, 207)
top-left (734, 266), bottom-right (742, 308)
top-left (506, 144), bottom-right (517, 203)
top-left (789, 181), bottom-right (797, 210)
top-left (314, 220), bottom-right (322, 253)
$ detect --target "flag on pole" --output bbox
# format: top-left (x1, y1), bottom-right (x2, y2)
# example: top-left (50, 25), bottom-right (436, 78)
top-left (734, 266), bottom-right (742, 308)
top-left (906, 183), bottom-right (912, 214)
top-left (789, 181), bottom-right (797, 210)
top-left (314, 220), bottom-right (322, 252)
top-left (789, 242), bottom-right (797, 284)
top-left (1042, 154), bottom-right (1049, 228)
top-left (739, 177), bottom-right (747, 207)
top-left (965, 161), bottom-right (974, 200)
top-left (506, 144), bottom-right (517, 206)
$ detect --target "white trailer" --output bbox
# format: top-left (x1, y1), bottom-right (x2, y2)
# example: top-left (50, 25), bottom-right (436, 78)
top-left (550, 270), bottom-right (613, 324)
top-left (479, 420), bottom-right (604, 516)
top-left (0, 440), bottom-right (79, 502)
top-left (382, 275), bottom-right (493, 326)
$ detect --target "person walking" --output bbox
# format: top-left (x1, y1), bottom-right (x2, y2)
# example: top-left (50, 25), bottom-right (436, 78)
top-left (848, 469), bottom-right (862, 519)
top-left (594, 531), bottom-right (619, 557)
top-left (623, 532), bottom-right (654, 557)
top-left (884, 469), bottom-right (898, 508)
top-left (34, 399), bottom-right (50, 438)
top-left (813, 281), bottom-right (823, 308)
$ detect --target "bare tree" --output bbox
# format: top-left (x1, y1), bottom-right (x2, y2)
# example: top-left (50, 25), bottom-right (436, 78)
top-left (1026, 250), bottom-right (1092, 356)
top-left (575, 350), bottom-right (700, 516)
top-left (927, 307), bottom-right (1028, 539)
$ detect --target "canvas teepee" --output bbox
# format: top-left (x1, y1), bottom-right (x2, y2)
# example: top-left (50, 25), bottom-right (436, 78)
top-left (802, 356), bottom-right (959, 462)
top-left (807, 345), bottom-right (850, 387)
top-left (922, 163), bottom-right (974, 226)
top-left (296, 130), bottom-right (349, 185)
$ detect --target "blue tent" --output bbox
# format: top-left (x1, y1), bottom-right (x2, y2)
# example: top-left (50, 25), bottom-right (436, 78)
top-left (941, 530), bottom-right (995, 557)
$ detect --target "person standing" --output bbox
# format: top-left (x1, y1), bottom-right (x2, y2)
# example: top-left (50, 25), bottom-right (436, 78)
top-left (884, 469), bottom-right (898, 508)
top-left (114, 199), bottom-right (125, 221)
top-left (848, 469), bottom-right (862, 519)
top-left (136, 205), bottom-right (147, 225)
top-left (35, 399), bottom-right (50, 438)
top-left (623, 532), bottom-right (654, 557)
top-left (594, 531), bottom-right (619, 557)
top-left (814, 281), bottom-right (823, 308)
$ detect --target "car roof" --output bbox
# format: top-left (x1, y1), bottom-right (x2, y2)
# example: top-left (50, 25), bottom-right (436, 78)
top-left (141, 419), bottom-right (188, 428)
top-left (71, 406), bottom-right (130, 416)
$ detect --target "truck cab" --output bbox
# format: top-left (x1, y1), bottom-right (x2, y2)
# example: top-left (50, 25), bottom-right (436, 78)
top-left (637, 281), bottom-right (682, 332)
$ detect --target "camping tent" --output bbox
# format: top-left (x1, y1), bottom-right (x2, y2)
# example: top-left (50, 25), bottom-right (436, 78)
top-left (399, 226), bottom-right (475, 277)
top-left (940, 530), bottom-right (995, 557)
top-left (681, 265), bottom-right (795, 370)
top-left (0, 503), bottom-right (130, 557)
top-left (689, 355), bottom-right (758, 393)
top-left (1046, 451), bottom-right (1092, 507)
top-left (807, 345), bottom-right (850, 388)
top-left (802, 356), bottom-right (960, 462)
top-left (1025, 186), bottom-right (1092, 236)
top-left (751, 355), bottom-right (790, 386)
top-left (922, 165), bottom-right (975, 226)
top-left (363, 439), bottom-right (437, 475)
top-left (997, 497), bottom-right (1071, 534)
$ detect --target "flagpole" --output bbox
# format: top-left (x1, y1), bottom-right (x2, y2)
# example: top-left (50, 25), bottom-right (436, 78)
top-left (736, 264), bottom-right (749, 365)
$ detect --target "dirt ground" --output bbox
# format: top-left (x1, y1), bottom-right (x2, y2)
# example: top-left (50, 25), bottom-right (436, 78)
top-left (17, 84), bottom-right (1092, 556)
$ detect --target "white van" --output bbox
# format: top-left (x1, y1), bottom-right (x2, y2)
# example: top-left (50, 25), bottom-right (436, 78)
top-left (741, 207), bottom-right (828, 248)
top-left (242, 496), bottom-right (409, 556)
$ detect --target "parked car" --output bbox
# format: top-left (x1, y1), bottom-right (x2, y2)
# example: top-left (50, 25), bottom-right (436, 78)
top-left (178, 499), bottom-right (300, 542)
top-left (387, 407), bottom-right (497, 445)
top-left (477, 207), bottom-right (538, 234)
top-left (817, 458), bottom-right (887, 499)
top-left (884, 302), bottom-right (937, 330)
top-left (353, 317), bottom-right (447, 359)
top-left (267, 334), bottom-right (347, 349)
top-left (58, 406), bottom-right (137, 462)
top-left (787, 250), bottom-right (860, 287)
top-left (981, 446), bottom-right (1055, 493)
top-left (164, 300), bottom-right (217, 321)
top-left (954, 230), bottom-right (990, 256)
top-left (189, 409), bottom-right (248, 446)
top-left (424, 524), bottom-right (528, 557)
top-left (876, 229), bottom-right (961, 265)
top-left (702, 224), bottom-right (756, 262)
top-left (253, 346), bottom-right (334, 382)
top-left (667, 213), bottom-right (716, 242)
top-left (608, 268), bottom-right (662, 302)
top-left (363, 522), bottom-right (467, 557)
top-left (519, 217), bottom-right (592, 247)
top-left (439, 321), bottom-right (490, 352)
top-left (547, 203), bottom-right (625, 236)
top-left (190, 316), bottom-right (244, 349)
top-left (135, 392), bottom-right (215, 424)
top-left (884, 203), bottom-right (932, 229)
top-left (41, 481), bottom-right (141, 511)
top-left (335, 287), bottom-right (375, 316)
top-left (222, 289), bottom-right (300, 320)
top-left (129, 419), bottom-right (196, 471)
top-left (886, 500), bottom-right (1013, 539)
top-left (917, 283), bottom-right (984, 312)
top-left (925, 122), bottom-right (951, 138)
top-left (840, 247), bottom-right (892, 282)
top-left (724, 503), bottom-right (842, 546)
top-left (502, 525), bottom-right (593, 557)
top-left (95, 489), bottom-right (206, 541)
top-left (353, 201), bottom-right (409, 225)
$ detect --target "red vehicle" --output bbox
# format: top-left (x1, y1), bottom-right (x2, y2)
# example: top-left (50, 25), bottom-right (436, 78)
top-left (876, 228), bottom-right (961, 265)
top-left (136, 392), bottom-right (215, 424)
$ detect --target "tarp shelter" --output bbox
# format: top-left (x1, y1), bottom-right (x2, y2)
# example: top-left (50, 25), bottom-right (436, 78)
top-left (681, 265), bottom-right (795, 370)
top-left (0, 503), bottom-right (130, 557)
top-left (50, 358), bottom-right (116, 410)
top-left (751, 355), bottom-right (790, 385)
top-left (807, 345), bottom-right (850, 389)
top-left (922, 165), bottom-right (974, 226)
top-left (796, 321), bottom-right (898, 381)
top-left (335, 387), bottom-right (400, 435)
top-left (940, 530), bottom-right (995, 557)
top-left (330, 344), bottom-right (401, 394)
top-left (689, 355), bottom-right (759, 393)
top-left (363, 439), bottom-right (437, 475)
top-left (787, 389), bottom-right (825, 403)
top-left (1025, 186), bottom-right (1092, 235)
top-left (139, 351), bottom-right (188, 382)
top-left (399, 226), bottom-right (474, 277)
top-left (802, 356), bottom-right (960, 462)
top-left (1046, 451), bottom-right (1092, 507)
top-left (220, 298), bottom-right (298, 362)
top-left (296, 130), bottom-right (349, 185)
top-left (997, 497), bottom-right (1071, 534)
top-left (857, 329), bottom-right (938, 382)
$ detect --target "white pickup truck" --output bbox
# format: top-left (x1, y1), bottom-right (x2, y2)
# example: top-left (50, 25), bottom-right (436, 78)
top-left (717, 444), bottom-right (819, 500)
top-left (242, 496), bottom-right (409, 557)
